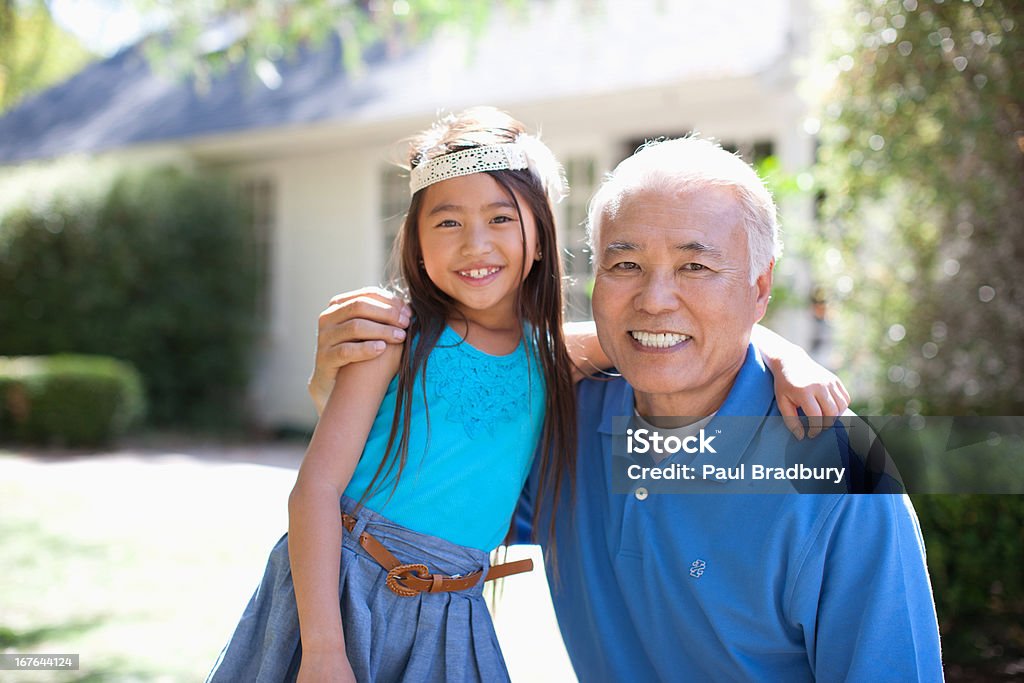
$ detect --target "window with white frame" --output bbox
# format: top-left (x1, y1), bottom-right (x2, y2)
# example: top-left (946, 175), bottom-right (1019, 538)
top-left (239, 177), bottom-right (275, 323)
top-left (560, 156), bottom-right (600, 321)
top-left (723, 139), bottom-right (775, 166)
top-left (621, 135), bottom-right (774, 167)
top-left (379, 166), bottom-right (409, 280)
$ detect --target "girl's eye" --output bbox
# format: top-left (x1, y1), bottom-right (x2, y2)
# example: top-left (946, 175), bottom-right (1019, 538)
top-left (437, 219), bottom-right (459, 228)
top-left (491, 215), bottom-right (515, 224)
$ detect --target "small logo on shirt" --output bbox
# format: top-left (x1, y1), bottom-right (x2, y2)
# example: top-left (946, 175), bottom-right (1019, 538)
top-left (689, 559), bottom-right (706, 578)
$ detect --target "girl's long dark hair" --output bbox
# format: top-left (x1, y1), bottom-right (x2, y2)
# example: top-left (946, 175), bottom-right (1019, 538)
top-left (358, 109), bottom-right (576, 558)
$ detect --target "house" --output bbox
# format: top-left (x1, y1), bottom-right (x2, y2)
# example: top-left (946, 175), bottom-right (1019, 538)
top-left (0, 0), bottom-right (820, 430)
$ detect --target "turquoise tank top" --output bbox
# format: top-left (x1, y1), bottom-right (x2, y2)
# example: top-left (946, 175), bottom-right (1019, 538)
top-left (342, 325), bottom-right (546, 551)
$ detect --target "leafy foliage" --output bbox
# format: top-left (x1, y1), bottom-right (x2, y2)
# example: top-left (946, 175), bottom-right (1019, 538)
top-left (817, 0), bottom-right (1023, 416)
top-left (0, 354), bottom-right (145, 447)
top-left (134, 0), bottom-right (525, 90)
top-left (912, 495), bottom-right (1024, 677)
top-left (0, 0), bottom-right (93, 111)
top-left (0, 167), bottom-right (261, 428)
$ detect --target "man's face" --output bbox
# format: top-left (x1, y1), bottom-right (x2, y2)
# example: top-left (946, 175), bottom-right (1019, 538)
top-left (591, 185), bottom-right (772, 418)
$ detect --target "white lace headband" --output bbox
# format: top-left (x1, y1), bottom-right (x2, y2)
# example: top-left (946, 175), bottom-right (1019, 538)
top-left (408, 138), bottom-right (568, 203)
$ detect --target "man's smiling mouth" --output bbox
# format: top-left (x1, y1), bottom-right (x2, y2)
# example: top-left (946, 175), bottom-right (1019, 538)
top-left (629, 331), bottom-right (691, 348)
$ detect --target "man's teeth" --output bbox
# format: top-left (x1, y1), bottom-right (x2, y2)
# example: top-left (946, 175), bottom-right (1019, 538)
top-left (630, 331), bottom-right (690, 348)
top-left (460, 267), bottom-right (501, 279)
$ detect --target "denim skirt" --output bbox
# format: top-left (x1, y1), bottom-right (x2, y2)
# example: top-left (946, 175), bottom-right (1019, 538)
top-left (206, 496), bottom-right (510, 683)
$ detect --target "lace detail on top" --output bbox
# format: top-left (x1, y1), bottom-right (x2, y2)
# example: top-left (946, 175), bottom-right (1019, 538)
top-left (426, 331), bottom-right (534, 440)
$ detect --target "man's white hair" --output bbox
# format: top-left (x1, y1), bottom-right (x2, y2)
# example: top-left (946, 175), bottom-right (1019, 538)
top-left (586, 136), bottom-right (782, 283)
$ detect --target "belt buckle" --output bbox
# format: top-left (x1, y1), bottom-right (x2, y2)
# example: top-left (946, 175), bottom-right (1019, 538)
top-left (385, 563), bottom-right (430, 597)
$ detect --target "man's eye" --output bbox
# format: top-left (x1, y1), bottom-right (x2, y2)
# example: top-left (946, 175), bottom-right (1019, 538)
top-left (611, 262), bottom-right (640, 271)
top-left (682, 263), bottom-right (707, 272)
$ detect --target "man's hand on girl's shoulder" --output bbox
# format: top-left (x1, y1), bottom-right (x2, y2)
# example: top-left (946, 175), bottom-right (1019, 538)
top-left (309, 286), bottom-right (412, 415)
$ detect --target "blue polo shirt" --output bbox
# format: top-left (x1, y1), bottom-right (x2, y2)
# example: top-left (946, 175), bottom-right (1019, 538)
top-left (518, 344), bottom-right (942, 682)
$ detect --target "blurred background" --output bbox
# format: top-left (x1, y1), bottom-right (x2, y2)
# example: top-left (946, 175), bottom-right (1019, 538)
top-left (1, 0), bottom-right (1021, 680)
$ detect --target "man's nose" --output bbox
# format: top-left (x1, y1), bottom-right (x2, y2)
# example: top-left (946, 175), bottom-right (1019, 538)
top-left (634, 270), bottom-right (680, 314)
top-left (460, 222), bottom-right (494, 256)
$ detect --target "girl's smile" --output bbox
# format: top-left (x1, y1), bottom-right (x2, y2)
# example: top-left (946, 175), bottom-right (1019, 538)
top-left (456, 265), bottom-right (504, 282)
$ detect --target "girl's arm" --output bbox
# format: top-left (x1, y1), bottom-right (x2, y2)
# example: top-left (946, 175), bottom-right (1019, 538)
top-left (751, 324), bottom-right (851, 439)
top-left (288, 344), bottom-right (402, 680)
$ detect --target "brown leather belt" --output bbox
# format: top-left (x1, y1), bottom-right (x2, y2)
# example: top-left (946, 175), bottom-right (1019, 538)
top-left (341, 513), bottom-right (533, 597)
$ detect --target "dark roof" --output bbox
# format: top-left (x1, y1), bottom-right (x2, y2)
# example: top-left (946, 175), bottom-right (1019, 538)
top-left (0, 1), bottom-right (791, 164)
top-left (0, 37), bottom-right (401, 163)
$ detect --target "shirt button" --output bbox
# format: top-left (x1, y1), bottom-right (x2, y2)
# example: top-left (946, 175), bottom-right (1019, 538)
top-left (635, 487), bottom-right (649, 501)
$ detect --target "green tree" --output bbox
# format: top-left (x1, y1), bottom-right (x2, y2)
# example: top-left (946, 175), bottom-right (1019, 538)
top-left (1, 1), bottom-right (532, 101)
top-left (0, 0), bottom-right (93, 111)
top-left (817, 0), bottom-right (1023, 417)
top-left (132, 0), bottom-right (525, 90)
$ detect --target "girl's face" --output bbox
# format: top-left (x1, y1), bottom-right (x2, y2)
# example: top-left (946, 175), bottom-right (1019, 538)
top-left (417, 172), bottom-right (540, 325)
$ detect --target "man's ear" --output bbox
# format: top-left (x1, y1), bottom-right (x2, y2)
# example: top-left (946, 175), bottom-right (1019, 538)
top-left (753, 260), bottom-right (774, 322)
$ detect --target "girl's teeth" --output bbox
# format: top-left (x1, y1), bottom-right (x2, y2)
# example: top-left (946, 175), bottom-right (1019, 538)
top-left (631, 331), bottom-right (689, 348)
top-left (462, 267), bottom-right (499, 279)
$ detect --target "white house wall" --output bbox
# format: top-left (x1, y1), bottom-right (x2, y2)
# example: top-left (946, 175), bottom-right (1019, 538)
top-left (232, 146), bottom-right (387, 428)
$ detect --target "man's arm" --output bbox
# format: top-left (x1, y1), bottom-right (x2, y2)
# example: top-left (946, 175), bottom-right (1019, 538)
top-left (306, 289), bottom-right (607, 412)
top-left (565, 320), bottom-right (610, 382)
top-left (307, 293), bottom-right (851, 435)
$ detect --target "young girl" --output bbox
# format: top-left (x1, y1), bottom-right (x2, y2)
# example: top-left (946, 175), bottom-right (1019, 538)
top-left (209, 107), bottom-right (575, 683)
top-left (209, 108), bottom-right (849, 683)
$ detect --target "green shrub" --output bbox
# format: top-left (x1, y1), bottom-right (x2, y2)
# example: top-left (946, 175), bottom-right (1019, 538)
top-left (0, 166), bottom-right (261, 428)
top-left (913, 495), bottom-right (1024, 677)
top-left (0, 355), bottom-right (145, 447)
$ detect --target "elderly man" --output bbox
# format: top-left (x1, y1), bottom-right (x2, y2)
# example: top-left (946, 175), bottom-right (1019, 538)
top-left (308, 138), bottom-right (942, 681)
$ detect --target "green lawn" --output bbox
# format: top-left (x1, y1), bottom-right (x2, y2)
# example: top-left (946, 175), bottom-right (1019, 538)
top-left (0, 447), bottom-right (574, 682)
top-left (0, 448), bottom-right (301, 682)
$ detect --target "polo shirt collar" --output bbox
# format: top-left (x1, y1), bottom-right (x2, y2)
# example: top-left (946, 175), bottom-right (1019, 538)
top-left (597, 373), bottom-right (633, 435)
top-left (715, 343), bottom-right (775, 418)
